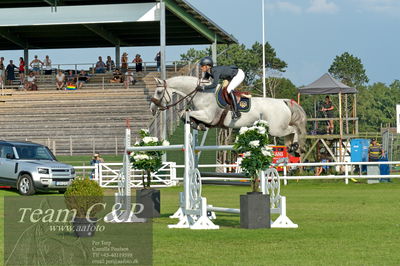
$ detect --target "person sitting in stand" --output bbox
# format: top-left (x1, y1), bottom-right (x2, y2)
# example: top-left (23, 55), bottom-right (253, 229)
top-left (55, 69), bottom-right (65, 90)
top-left (77, 70), bottom-right (90, 89)
top-left (95, 56), bottom-right (106, 73)
top-left (197, 56), bottom-right (245, 119)
top-left (321, 96), bottom-right (334, 134)
top-left (105, 56), bottom-right (115, 72)
top-left (124, 69), bottom-right (135, 89)
top-left (110, 68), bottom-right (122, 83)
top-left (24, 72), bottom-right (37, 91)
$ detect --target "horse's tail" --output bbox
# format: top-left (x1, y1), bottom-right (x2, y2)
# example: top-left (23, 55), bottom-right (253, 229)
top-left (285, 99), bottom-right (307, 149)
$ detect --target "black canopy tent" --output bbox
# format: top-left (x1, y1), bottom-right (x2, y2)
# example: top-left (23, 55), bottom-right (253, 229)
top-left (298, 73), bottom-right (358, 162)
top-left (298, 73), bottom-right (357, 95)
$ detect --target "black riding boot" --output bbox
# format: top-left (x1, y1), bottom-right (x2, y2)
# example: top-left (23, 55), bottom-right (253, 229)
top-left (229, 91), bottom-right (241, 119)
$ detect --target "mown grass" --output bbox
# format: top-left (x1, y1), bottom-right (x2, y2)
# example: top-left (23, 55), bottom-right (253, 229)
top-left (1, 181), bottom-right (399, 265)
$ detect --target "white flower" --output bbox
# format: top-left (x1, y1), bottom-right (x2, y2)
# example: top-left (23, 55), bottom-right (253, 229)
top-left (249, 140), bottom-right (260, 148)
top-left (254, 120), bottom-right (269, 127)
top-left (133, 154), bottom-right (150, 161)
top-left (261, 146), bottom-right (273, 157)
top-left (265, 145), bottom-right (273, 151)
top-left (256, 126), bottom-right (266, 135)
top-left (239, 127), bottom-right (249, 135)
top-left (243, 151), bottom-right (251, 158)
top-left (140, 129), bottom-right (149, 134)
top-left (162, 140), bottom-right (170, 146)
top-left (143, 136), bottom-right (158, 144)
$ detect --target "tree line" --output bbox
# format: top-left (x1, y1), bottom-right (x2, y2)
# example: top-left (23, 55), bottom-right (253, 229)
top-left (180, 44), bottom-right (399, 133)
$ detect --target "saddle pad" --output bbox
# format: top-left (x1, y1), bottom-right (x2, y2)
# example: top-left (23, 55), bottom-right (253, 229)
top-left (216, 86), bottom-right (251, 112)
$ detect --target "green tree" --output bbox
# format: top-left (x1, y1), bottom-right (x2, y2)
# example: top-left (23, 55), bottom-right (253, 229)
top-left (328, 52), bottom-right (369, 87)
top-left (179, 42), bottom-right (287, 90)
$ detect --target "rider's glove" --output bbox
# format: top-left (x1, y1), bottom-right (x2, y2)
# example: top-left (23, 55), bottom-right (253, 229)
top-left (196, 85), bottom-right (204, 91)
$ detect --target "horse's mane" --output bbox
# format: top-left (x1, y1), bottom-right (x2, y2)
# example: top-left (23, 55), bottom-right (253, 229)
top-left (167, 76), bottom-right (198, 88)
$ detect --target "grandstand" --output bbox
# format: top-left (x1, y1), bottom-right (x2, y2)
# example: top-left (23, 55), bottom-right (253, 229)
top-left (0, 68), bottom-right (180, 155)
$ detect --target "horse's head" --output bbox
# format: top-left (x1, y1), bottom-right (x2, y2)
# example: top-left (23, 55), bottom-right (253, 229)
top-left (150, 77), bottom-right (170, 115)
top-left (150, 76), bottom-right (199, 115)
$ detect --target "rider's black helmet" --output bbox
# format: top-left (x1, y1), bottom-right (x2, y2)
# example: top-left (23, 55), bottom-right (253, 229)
top-left (199, 56), bottom-right (213, 67)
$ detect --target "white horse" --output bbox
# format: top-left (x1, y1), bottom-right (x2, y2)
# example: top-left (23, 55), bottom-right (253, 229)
top-left (150, 76), bottom-right (307, 152)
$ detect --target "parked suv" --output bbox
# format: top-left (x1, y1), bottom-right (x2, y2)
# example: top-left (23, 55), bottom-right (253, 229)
top-left (0, 140), bottom-right (76, 195)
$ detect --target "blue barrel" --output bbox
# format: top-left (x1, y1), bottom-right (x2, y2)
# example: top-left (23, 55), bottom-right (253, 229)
top-left (350, 139), bottom-right (369, 162)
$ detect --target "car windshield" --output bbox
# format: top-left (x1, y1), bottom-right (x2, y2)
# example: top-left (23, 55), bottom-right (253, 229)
top-left (15, 145), bottom-right (56, 160)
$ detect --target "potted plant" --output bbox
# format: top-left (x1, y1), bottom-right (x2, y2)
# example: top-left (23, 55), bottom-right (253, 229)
top-left (233, 120), bottom-right (274, 229)
top-left (130, 129), bottom-right (169, 218)
top-left (64, 178), bottom-right (104, 237)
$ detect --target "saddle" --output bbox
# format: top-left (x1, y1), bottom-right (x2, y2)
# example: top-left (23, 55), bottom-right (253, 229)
top-left (216, 80), bottom-right (251, 112)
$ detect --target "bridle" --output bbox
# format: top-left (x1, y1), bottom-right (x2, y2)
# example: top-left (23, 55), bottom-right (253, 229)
top-left (150, 79), bottom-right (200, 111)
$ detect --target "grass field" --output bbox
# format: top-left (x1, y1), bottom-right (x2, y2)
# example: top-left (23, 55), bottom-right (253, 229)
top-left (1, 180), bottom-right (400, 265)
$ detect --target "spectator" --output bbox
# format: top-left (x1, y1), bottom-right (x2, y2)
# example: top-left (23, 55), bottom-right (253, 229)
top-left (110, 68), bottom-right (122, 83)
top-left (106, 56), bottom-right (115, 72)
top-left (124, 69), bottom-right (135, 89)
top-left (155, 51), bottom-right (161, 72)
top-left (368, 138), bottom-right (384, 162)
top-left (315, 154), bottom-right (329, 176)
top-left (77, 70), bottom-right (90, 89)
top-left (5, 60), bottom-right (17, 85)
top-left (55, 69), bottom-right (65, 90)
top-left (66, 70), bottom-right (77, 86)
top-left (25, 72), bottom-right (37, 91)
top-left (121, 52), bottom-right (128, 73)
top-left (95, 56), bottom-right (106, 73)
top-left (133, 54), bottom-right (143, 72)
top-left (90, 153), bottom-right (104, 179)
top-left (0, 57), bottom-right (5, 85)
top-left (43, 55), bottom-right (52, 75)
top-left (30, 55), bottom-right (43, 76)
top-left (19, 57), bottom-right (25, 85)
top-left (321, 96), bottom-right (334, 134)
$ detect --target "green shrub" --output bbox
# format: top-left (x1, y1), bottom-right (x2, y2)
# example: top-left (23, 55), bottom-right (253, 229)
top-left (64, 178), bottom-right (104, 218)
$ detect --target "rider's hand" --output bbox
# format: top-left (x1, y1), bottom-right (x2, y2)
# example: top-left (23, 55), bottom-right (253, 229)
top-left (196, 85), bottom-right (204, 91)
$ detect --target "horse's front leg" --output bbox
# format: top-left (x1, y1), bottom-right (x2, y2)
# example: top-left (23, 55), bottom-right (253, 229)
top-left (187, 110), bottom-right (213, 131)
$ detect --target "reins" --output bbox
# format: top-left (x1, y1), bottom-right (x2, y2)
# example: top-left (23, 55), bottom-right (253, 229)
top-left (150, 79), bottom-right (200, 111)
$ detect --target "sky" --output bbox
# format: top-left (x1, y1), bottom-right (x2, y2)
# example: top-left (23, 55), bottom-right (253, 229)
top-left (1, 0), bottom-right (399, 87)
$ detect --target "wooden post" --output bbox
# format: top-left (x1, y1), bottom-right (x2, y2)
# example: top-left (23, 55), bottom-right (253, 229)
top-left (339, 92), bottom-right (343, 162)
top-left (69, 136), bottom-right (72, 156)
top-left (115, 136), bottom-right (118, 155)
top-left (354, 94), bottom-right (358, 134)
top-left (345, 94), bottom-right (349, 134)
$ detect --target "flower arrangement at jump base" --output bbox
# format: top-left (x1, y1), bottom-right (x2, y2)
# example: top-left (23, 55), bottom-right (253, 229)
top-left (129, 129), bottom-right (170, 189)
top-left (233, 120), bottom-right (274, 192)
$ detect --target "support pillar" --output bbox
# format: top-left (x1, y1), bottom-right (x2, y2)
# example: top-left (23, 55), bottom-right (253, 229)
top-left (24, 48), bottom-right (29, 75)
top-left (160, 0), bottom-right (167, 160)
top-left (115, 44), bottom-right (120, 69)
top-left (160, 0), bottom-right (166, 80)
top-left (211, 36), bottom-right (217, 66)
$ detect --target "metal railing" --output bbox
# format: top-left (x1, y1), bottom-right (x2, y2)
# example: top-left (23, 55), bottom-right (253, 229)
top-left (74, 162), bottom-right (177, 188)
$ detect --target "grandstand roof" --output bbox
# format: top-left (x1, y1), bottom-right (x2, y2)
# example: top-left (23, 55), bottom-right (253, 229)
top-left (0, 0), bottom-right (237, 50)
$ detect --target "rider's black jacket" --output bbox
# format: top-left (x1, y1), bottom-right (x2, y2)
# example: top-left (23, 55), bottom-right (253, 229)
top-left (203, 65), bottom-right (239, 91)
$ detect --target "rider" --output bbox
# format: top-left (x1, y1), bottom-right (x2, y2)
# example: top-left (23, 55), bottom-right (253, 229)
top-left (197, 57), bottom-right (245, 119)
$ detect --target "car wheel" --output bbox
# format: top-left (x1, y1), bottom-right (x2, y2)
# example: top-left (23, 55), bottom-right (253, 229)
top-left (17, 174), bottom-right (36, 196)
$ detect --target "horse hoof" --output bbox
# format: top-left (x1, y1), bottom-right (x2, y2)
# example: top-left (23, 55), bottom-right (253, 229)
top-left (197, 123), bottom-right (207, 131)
top-left (189, 120), bottom-right (198, 129)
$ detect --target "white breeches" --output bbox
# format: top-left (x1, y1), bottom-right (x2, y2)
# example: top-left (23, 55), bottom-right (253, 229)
top-left (227, 69), bottom-right (245, 93)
